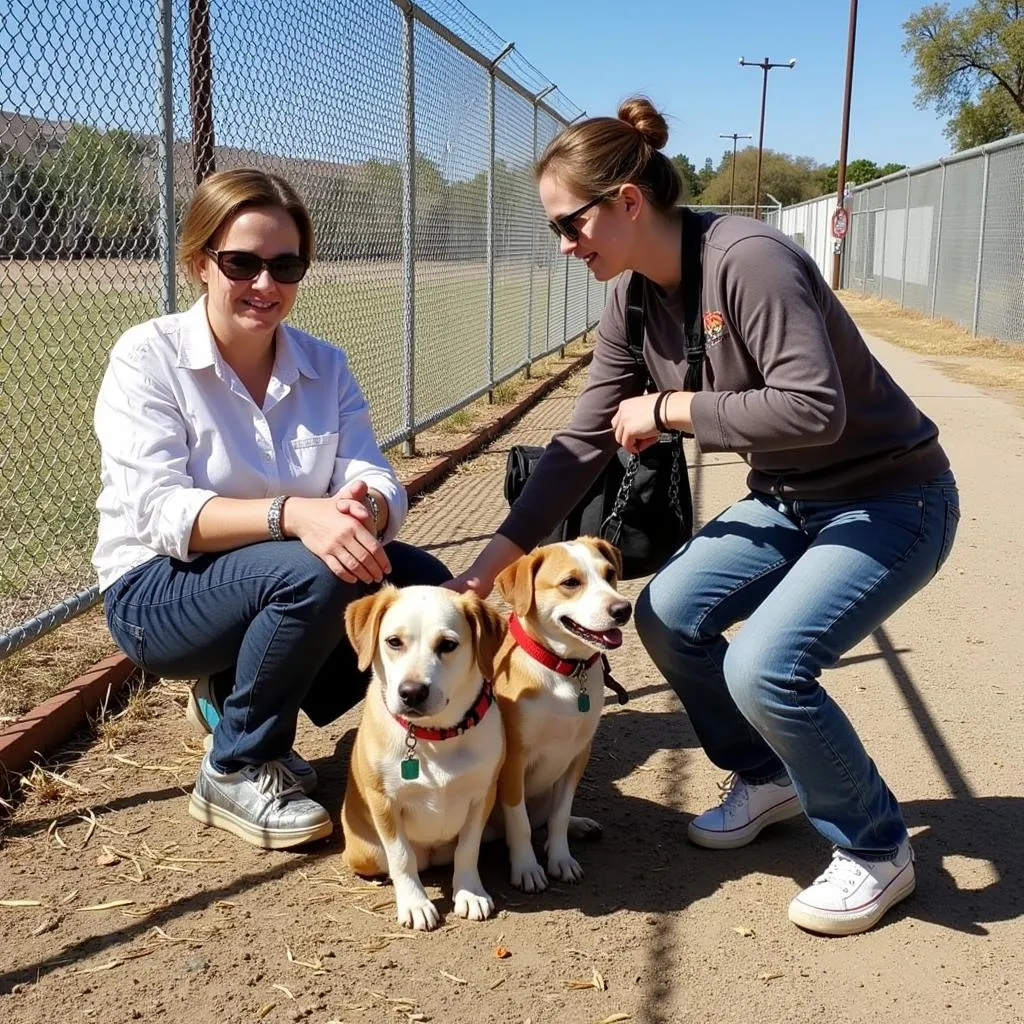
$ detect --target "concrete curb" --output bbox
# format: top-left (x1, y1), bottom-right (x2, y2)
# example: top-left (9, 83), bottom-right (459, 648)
top-left (0, 349), bottom-right (593, 779)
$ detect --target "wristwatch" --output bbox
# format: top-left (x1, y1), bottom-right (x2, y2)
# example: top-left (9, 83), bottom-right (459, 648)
top-left (364, 492), bottom-right (382, 539)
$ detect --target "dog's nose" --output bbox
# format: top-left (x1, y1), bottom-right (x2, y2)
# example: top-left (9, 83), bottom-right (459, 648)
top-left (398, 681), bottom-right (430, 708)
top-left (608, 600), bottom-right (632, 625)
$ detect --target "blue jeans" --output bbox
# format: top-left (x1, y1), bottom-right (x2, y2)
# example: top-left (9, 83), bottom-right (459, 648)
top-left (635, 471), bottom-right (959, 859)
top-left (104, 540), bottom-right (451, 773)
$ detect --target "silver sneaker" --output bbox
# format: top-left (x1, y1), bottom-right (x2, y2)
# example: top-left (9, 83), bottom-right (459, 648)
top-left (188, 754), bottom-right (333, 850)
top-left (186, 678), bottom-right (318, 794)
top-left (687, 772), bottom-right (802, 849)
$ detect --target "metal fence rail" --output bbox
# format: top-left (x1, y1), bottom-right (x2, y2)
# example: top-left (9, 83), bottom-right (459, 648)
top-left (0, 0), bottom-right (603, 662)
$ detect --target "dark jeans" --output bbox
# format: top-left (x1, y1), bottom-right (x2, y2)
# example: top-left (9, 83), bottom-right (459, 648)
top-left (104, 540), bottom-right (451, 772)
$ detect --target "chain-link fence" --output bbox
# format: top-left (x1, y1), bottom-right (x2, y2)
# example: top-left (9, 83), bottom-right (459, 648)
top-left (0, 0), bottom-right (604, 662)
top-left (842, 133), bottom-right (1024, 342)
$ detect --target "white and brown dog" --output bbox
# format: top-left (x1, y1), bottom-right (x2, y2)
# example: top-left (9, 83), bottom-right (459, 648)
top-left (341, 584), bottom-right (506, 931)
top-left (492, 538), bottom-right (631, 893)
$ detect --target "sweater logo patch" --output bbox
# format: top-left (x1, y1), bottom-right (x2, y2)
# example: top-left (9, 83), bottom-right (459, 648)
top-left (703, 311), bottom-right (724, 343)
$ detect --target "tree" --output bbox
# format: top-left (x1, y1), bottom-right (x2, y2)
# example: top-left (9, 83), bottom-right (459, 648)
top-left (820, 158), bottom-right (908, 194)
top-left (696, 147), bottom-right (828, 207)
top-left (35, 126), bottom-right (153, 255)
top-left (670, 153), bottom-right (701, 200)
top-left (903, 1), bottom-right (1024, 150)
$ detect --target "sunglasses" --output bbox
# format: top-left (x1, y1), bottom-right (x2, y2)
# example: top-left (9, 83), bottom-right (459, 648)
top-left (204, 248), bottom-right (309, 284)
top-left (547, 191), bottom-right (615, 242)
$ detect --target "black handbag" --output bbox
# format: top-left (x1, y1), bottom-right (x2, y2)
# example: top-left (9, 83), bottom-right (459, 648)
top-left (503, 208), bottom-right (707, 580)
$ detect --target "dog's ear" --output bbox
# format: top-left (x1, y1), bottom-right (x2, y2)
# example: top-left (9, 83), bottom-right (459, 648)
top-left (345, 585), bottom-right (399, 672)
top-left (495, 551), bottom-right (542, 618)
top-left (460, 593), bottom-right (507, 680)
top-left (587, 537), bottom-right (623, 579)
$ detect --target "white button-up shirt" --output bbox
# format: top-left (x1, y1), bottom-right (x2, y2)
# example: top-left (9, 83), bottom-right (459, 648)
top-left (92, 297), bottom-right (408, 591)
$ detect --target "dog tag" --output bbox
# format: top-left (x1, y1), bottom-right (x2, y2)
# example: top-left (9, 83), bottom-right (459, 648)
top-left (401, 757), bottom-right (420, 780)
top-left (577, 693), bottom-right (591, 713)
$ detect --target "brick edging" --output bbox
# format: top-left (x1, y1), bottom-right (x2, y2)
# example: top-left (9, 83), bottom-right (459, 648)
top-left (0, 350), bottom-right (593, 778)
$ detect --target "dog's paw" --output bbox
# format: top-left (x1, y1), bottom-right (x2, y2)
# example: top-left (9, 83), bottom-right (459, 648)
top-left (510, 857), bottom-right (549, 894)
top-left (453, 887), bottom-right (494, 921)
top-left (568, 815), bottom-right (603, 839)
top-left (547, 852), bottom-right (584, 883)
top-left (396, 897), bottom-right (441, 932)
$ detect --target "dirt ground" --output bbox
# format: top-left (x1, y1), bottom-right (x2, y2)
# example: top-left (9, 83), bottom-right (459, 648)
top-left (2, 322), bottom-right (1023, 1024)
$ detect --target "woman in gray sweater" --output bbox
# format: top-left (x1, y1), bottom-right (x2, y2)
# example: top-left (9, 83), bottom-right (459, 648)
top-left (450, 97), bottom-right (959, 936)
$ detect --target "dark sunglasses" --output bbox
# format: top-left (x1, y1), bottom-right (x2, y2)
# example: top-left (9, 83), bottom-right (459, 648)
top-left (204, 248), bottom-right (309, 284)
top-left (547, 191), bottom-right (615, 242)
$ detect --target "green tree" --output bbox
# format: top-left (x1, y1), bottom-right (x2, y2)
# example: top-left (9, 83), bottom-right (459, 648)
top-left (821, 158), bottom-right (908, 194)
top-left (35, 126), bottom-right (153, 255)
top-left (670, 153), bottom-right (701, 200)
top-left (697, 147), bottom-right (827, 207)
top-left (903, 0), bottom-right (1024, 150)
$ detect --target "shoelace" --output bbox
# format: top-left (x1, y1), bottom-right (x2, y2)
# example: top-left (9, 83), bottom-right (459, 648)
top-left (816, 848), bottom-right (867, 894)
top-left (243, 760), bottom-right (304, 806)
top-left (716, 772), bottom-right (749, 810)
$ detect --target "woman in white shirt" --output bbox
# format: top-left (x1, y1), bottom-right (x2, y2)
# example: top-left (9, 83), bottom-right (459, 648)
top-left (94, 168), bottom-right (450, 851)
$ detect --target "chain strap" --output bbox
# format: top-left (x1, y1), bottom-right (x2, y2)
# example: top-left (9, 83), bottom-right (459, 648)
top-left (601, 432), bottom-right (686, 539)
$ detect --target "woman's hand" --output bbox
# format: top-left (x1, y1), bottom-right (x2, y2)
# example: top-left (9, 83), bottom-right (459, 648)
top-left (444, 535), bottom-right (526, 598)
top-left (612, 393), bottom-right (663, 454)
top-left (613, 391), bottom-right (694, 453)
top-left (283, 495), bottom-right (391, 584)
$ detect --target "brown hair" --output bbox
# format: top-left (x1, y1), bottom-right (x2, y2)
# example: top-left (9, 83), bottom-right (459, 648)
top-left (177, 168), bottom-right (315, 287)
top-left (535, 96), bottom-right (682, 214)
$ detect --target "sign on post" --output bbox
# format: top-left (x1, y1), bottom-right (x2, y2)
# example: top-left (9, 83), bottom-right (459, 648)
top-left (831, 206), bottom-right (849, 240)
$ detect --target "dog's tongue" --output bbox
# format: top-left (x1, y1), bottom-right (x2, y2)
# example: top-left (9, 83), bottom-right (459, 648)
top-left (598, 628), bottom-right (623, 650)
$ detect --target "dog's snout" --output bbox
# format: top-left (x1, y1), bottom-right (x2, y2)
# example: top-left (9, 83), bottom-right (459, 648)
top-left (398, 681), bottom-right (430, 708)
top-left (608, 600), bottom-right (632, 625)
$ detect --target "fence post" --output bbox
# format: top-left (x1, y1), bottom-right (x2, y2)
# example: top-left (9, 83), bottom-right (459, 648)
top-left (401, 6), bottom-right (416, 456)
top-left (156, 0), bottom-right (176, 315)
top-left (878, 181), bottom-right (887, 298)
top-left (899, 169), bottom-right (911, 308)
top-left (971, 150), bottom-right (991, 336)
top-left (929, 160), bottom-right (946, 318)
top-left (561, 257), bottom-right (569, 357)
top-left (486, 44), bottom-right (514, 401)
top-left (525, 101), bottom-right (537, 378)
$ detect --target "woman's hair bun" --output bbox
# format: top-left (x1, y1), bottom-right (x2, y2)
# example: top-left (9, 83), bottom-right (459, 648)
top-left (617, 96), bottom-right (669, 150)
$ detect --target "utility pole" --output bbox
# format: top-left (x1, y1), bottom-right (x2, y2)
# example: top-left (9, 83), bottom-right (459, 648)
top-left (832, 0), bottom-right (858, 289)
top-left (720, 132), bottom-right (752, 211)
top-left (738, 56), bottom-right (796, 217)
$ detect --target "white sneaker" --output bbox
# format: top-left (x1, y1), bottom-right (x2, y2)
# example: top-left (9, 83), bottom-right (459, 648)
top-left (788, 840), bottom-right (916, 936)
top-left (687, 772), bottom-right (802, 850)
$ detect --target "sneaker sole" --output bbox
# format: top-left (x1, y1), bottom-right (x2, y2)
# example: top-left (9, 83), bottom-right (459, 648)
top-left (185, 690), bottom-right (215, 748)
top-left (687, 794), bottom-right (803, 850)
top-left (188, 792), bottom-right (333, 850)
top-left (787, 865), bottom-right (916, 936)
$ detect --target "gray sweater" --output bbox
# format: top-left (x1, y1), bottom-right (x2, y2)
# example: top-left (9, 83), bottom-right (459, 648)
top-left (498, 212), bottom-right (949, 552)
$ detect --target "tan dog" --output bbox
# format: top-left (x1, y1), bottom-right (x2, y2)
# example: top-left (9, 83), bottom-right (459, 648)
top-left (341, 585), bottom-right (506, 931)
top-left (493, 538), bottom-right (631, 893)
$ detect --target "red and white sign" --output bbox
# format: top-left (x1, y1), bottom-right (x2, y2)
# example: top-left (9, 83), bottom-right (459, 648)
top-left (831, 206), bottom-right (849, 239)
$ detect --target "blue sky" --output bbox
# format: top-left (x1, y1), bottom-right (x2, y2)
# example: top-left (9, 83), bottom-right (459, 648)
top-left (465, 0), bottom-right (973, 172)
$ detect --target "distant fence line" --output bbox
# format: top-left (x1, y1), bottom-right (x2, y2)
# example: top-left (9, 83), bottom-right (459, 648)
top-left (774, 133), bottom-right (1024, 344)
top-left (0, 0), bottom-right (603, 664)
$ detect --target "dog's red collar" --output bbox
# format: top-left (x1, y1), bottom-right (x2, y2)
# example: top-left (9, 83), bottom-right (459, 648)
top-left (508, 614), bottom-right (602, 677)
top-left (391, 679), bottom-right (495, 741)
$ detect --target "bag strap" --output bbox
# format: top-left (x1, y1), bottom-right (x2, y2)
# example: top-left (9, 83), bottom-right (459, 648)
top-left (624, 271), bottom-right (650, 390)
top-left (624, 209), bottom-right (706, 393)
top-left (679, 207), bottom-right (706, 393)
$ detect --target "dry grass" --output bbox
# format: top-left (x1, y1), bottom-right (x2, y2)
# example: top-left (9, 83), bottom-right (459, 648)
top-left (0, 605), bottom-right (117, 719)
top-left (837, 291), bottom-right (1024, 406)
top-left (92, 677), bottom-right (161, 752)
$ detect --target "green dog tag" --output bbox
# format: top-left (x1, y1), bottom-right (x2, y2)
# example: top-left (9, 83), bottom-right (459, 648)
top-left (401, 757), bottom-right (420, 780)
top-left (577, 693), bottom-right (591, 713)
